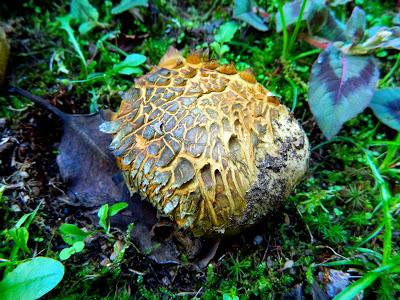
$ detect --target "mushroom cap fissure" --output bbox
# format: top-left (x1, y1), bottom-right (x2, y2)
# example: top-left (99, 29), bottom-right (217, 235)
top-left (101, 49), bottom-right (310, 236)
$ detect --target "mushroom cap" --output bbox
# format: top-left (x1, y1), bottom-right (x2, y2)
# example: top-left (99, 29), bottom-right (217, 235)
top-left (101, 48), bottom-right (310, 236)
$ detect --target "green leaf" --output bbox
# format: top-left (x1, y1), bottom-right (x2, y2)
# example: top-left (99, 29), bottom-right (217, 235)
top-left (233, 0), bottom-right (268, 31)
top-left (275, 0), bottom-right (325, 32)
top-left (214, 21), bottom-right (239, 44)
top-left (370, 88), bottom-right (400, 131)
top-left (308, 46), bottom-right (379, 139)
top-left (319, 259), bottom-right (365, 267)
top-left (72, 241), bottom-right (85, 252)
top-left (15, 201), bottom-right (42, 229)
top-left (59, 247), bottom-right (75, 261)
top-left (0, 257), bottom-right (64, 300)
top-left (308, 8), bottom-right (346, 42)
top-left (0, 185), bottom-right (5, 200)
top-left (210, 41), bottom-right (221, 56)
top-left (223, 294), bottom-right (239, 300)
top-left (8, 227), bottom-right (30, 254)
top-left (111, 0), bottom-right (148, 15)
top-left (113, 53), bottom-right (146, 75)
top-left (98, 203), bottom-right (109, 231)
top-left (59, 241), bottom-right (85, 261)
top-left (110, 202), bottom-right (129, 217)
top-left (59, 223), bottom-right (91, 245)
top-left (219, 45), bottom-right (230, 56)
top-left (333, 272), bottom-right (379, 300)
top-left (211, 40), bottom-right (231, 58)
top-left (57, 15), bottom-right (87, 75)
top-left (70, 0), bottom-right (99, 23)
top-left (78, 21), bottom-right (98, 34)
top-left (345, 7), bottom-right (366, 44)
top-left (14, 213), bottom-right (30, 229)
top-left (117, 66), bottom-right (142, 75)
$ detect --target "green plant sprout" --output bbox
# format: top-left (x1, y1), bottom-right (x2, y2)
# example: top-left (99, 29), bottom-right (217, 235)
top-left (98, 202), bottom-right (129, 234)
top-left (0, 196), bottom-right (64, 300)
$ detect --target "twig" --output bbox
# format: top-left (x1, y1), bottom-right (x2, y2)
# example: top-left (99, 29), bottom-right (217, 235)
top-left (316, 245), bottom-right (349, 260)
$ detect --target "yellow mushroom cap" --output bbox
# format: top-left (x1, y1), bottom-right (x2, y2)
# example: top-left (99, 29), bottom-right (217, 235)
top-left (100, 48), bottom-right (309, 236)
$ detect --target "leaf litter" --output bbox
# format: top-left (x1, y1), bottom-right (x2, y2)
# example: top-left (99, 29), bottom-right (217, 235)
top-left (9, 86), bottom-right (202, 265)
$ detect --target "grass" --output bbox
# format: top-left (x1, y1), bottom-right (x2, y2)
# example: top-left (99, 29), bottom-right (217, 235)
top-left (0, 0), bottom-right (399, 299)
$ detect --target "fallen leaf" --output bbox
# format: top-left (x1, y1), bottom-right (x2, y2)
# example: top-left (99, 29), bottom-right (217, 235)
top-left (57, 111), bottom-right (128, 208)
top-left (311, 281), bottom-right (329, 300)
top-left (318, 269), bottom-right (353, 298)
top-left (9, 87), bottom-right (197, 264)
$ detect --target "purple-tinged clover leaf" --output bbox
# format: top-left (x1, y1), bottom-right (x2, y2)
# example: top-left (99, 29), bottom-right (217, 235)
top-left (308, 8), bottom-right (346, 42)
top-left (308, 45), bottom-right (379, 139)
top-left (345, 7), bottom-right (366, 44)
top-left (370, 88), bottom-right (400, 131)
top-left (342, 26), bottom-right (400, 55)
top-left (363, 26), bottom-right (400, 50)
top-left (234, 0), bottom-right (268, 31)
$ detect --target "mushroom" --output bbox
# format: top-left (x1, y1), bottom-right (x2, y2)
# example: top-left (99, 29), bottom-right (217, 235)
top-left (100, 48), bottom-right (310, 236)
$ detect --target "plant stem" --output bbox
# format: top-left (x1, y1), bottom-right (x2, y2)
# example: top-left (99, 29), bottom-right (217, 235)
top-left (4, 245), bottom-right (19, 276)
top-left (288, 0), bottom-right (308, 55)
top-left (357, 223), bottom-right (383, 247)
top-left (380, 132), bottom-right (400, 170)
top-left (104, 41), bottom-right (129, 57)
top-left (366, 155), bottom-right (392, 265)
top-left (277, 0), bottom-right (289, 60)
top-left (291, 49), bottom-right (321, 61)
top-left (379, 53), bottom-right (400, 87)
top-left (380, 182), bottom-right (392, 265)
top-left (201, 0), bottom-right (218, 21)
top-left (286, 76), bottom-right (298, 111)
top-left (58, 15), bottom-right (88, 78)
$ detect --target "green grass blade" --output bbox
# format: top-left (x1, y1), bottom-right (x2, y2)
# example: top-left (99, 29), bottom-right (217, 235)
top-left (334, 272), bottom-right (380, 300)
top-left (318, 259), bottom-right (364, 267)
top-left (277, 0), bottom-right (289, 60)
top-left (288, 0), bottom-right (308, 55)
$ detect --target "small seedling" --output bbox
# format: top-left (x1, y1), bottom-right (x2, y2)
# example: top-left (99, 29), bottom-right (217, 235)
top-left (113, 53), bottom-right (147, 75)
top-left (0, 200), bottom-right (64, 299)
top-left (98, 202), bottom-right (129, 234)
top-left (211, 21), bottom-right (239, 59)
top-left (59, 223), bottom-right (92, 261)
top-left (59, 241), bottom-right (85, 261)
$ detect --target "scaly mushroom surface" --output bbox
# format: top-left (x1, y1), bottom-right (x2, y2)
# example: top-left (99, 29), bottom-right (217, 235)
top-left (101, 48), bottom-right (310, 236)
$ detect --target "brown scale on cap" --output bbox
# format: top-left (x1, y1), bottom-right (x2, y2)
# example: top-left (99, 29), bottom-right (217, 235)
top-left (100, 47), bottom-right (309, 236)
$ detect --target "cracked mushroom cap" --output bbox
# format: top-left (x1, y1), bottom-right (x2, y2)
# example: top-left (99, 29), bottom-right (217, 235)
top-left (100, 48), bottom-right (310, 236)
